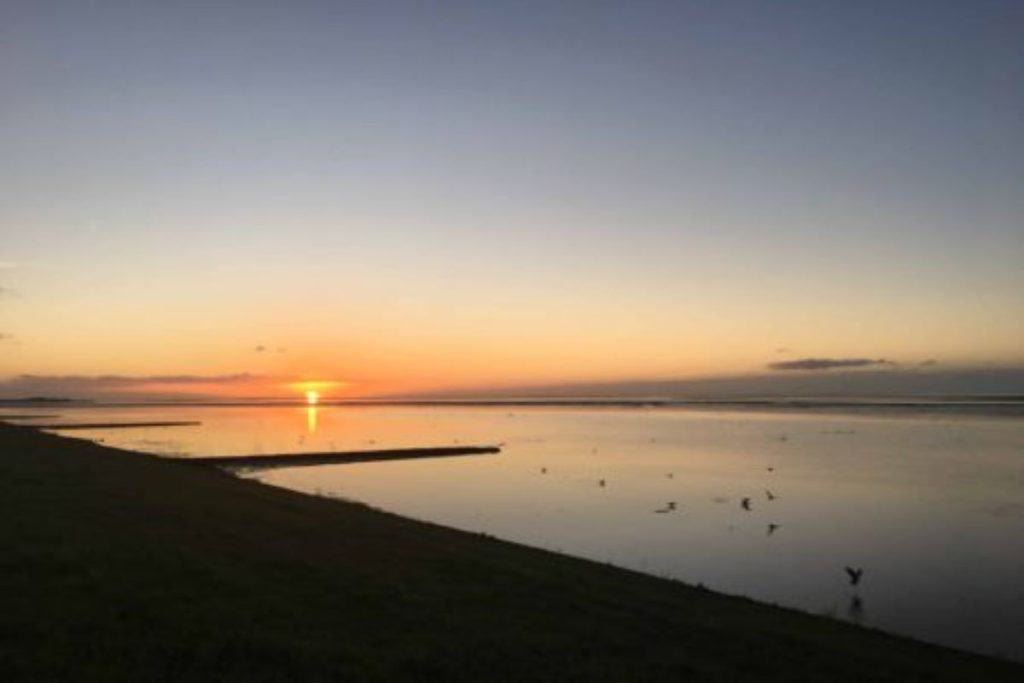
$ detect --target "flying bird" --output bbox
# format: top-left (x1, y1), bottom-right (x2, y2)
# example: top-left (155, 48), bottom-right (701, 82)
top-left (845, 566), bottom-right (864, 586)
top-left (741, 497), bottom-right (752, 511)
top-left (766, 489), bottom-right (776, 501)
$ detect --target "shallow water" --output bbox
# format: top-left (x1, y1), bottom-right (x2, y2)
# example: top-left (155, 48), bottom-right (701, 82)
top-left (13, 404), bottom-right (1024, 661)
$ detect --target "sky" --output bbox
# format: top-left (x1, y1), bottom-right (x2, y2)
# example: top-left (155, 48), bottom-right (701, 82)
top-left (1, 1), bottom-right (1022, 399)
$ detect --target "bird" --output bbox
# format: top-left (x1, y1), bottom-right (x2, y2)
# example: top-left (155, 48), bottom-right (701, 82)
top-left (667, 501), bottom-right (677, 511)
top-left (766, 466), bottom-right (775, 473)
top-left (767, 523), bottom-right (780, 536)
top-left (540, 467), bottom-right (547, 474)
top-left (766, 489), bottom-right (776, 501)
top-left (845, 566), bottom-right (864, 586)
top-left (741, 497), bottom-right (752, 511)
top-left (598, 479), bottom-right (606, 487)
top-left (666, 472), bottom-right (674, 479)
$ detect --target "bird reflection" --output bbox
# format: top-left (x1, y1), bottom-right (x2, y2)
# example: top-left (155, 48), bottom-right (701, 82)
top-left (847, 595), bottom-right (865, 624)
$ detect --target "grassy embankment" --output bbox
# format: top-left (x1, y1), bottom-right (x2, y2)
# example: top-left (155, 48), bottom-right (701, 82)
top-left (1, 424), bottom-right (1020, 681)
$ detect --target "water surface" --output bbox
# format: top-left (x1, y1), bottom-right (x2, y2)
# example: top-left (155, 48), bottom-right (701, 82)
top-left (13, 403), bottom-right (1024, 661)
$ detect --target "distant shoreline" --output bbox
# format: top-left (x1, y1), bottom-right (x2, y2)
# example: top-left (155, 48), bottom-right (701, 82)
top-left (3, 396), bottom-right (1022, 418)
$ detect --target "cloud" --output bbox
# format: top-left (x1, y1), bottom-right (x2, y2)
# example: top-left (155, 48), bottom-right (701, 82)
top-left (0, 373), bottom-right (267, 398)
top-left (255, 344), bottom-right (287, 353)
top-left (408, 365), bottom-right (1024, 400)
top-left (8, 372), bottom-right (260, 387)
top-left (768, 358), bottom-right (894, 371)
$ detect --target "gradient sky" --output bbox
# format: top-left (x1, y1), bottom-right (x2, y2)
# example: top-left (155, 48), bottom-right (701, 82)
top-left (2, 1), bottom-right (1022, 398)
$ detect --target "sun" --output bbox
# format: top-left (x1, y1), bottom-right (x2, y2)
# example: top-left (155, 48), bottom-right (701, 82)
top-left (305, 390), bottom-right (319, 406)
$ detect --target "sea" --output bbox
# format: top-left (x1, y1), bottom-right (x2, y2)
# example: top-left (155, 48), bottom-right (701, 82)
top-left (6, 399), bottom-right (1023, 661)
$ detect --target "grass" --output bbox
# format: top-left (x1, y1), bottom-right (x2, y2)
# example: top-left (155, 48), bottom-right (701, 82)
top-left (0, 424), bottom-right (1020, 681)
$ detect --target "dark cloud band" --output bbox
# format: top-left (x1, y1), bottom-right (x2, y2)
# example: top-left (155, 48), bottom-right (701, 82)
top-left (768, 358), bottom-right (893, 371)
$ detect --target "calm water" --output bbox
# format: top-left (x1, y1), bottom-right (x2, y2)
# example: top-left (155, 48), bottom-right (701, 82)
top-left (13, 404), bottom-right (1024, 661)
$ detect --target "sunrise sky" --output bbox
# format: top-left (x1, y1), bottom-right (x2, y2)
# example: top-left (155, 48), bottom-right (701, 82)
top-left (2, 1), bottom-right (1022, 399)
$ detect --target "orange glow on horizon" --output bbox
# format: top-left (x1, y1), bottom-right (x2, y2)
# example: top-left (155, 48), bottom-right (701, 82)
top-left (289, 379), bottom-right (346, 401)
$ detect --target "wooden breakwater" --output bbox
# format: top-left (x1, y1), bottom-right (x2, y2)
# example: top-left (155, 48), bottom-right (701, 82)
top-left (181, 446), bottom-right (500, 469)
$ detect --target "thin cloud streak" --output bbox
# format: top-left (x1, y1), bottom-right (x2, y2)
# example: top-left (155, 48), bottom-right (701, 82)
top-left (0, 373), bottom-right (269, 398)
top-left (768, 358), bottom-right (894, 371)
top-left (10, 373), bottom-right (261, 386)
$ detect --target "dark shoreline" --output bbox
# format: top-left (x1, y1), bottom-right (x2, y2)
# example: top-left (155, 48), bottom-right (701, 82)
top-left (29, 421), bottom-right (203, 430)
top-left (4, 398), bottom-right (1023, 419)
top-left (1, 424), bottom-right (1020, 680)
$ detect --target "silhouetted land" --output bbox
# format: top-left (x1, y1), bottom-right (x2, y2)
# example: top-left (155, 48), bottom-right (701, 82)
top-left (30, 421), bottom-right (201, 430)
top-left (0, 414), bottom-right (60, 419)
top-left (0, 397), bottom-right (84, 404)
top-left (185, 446), bottom-right (499, 469)
top-left (1, 424), bottom-right (1020, 681)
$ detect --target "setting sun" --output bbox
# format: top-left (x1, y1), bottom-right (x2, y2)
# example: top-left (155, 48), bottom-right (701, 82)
top-left (305, 390), bottom-right (319, 406)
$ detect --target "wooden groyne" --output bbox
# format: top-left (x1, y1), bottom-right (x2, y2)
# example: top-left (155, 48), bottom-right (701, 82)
top-left (182, 446), bottom-right (500, 469)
